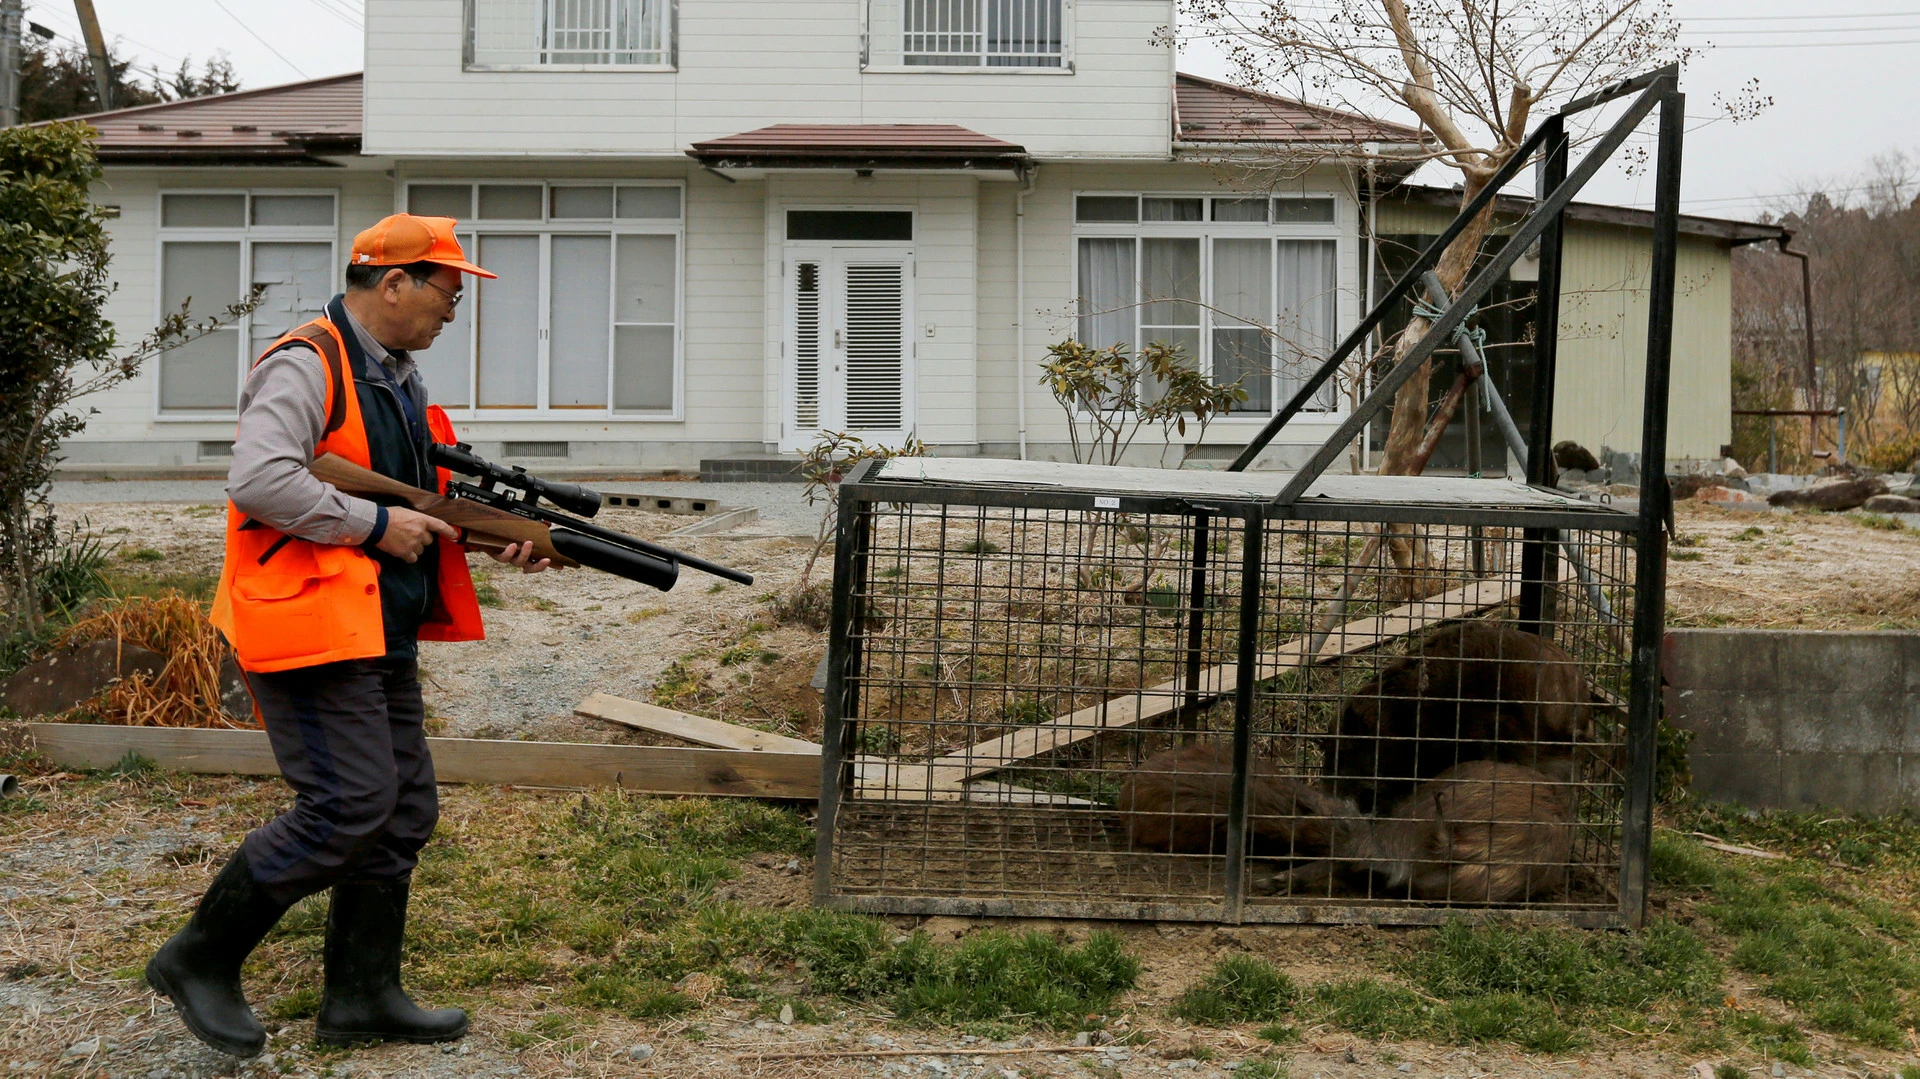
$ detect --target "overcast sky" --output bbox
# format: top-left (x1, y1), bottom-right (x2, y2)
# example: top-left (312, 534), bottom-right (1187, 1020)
top-left (29, 0), bottom-right (1919, 221)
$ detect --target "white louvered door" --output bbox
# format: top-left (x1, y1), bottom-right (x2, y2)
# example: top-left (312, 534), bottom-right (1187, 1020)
top-left (783, 245), bottom-right (913, 449)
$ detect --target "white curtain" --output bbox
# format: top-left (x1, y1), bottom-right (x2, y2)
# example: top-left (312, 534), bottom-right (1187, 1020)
top-left (1211, 238), bottom-right (1272, 412)
top-left (1277, 239), bottom-right (1338, 411)
top-left (1075, 238), bottom-right (1134, 351)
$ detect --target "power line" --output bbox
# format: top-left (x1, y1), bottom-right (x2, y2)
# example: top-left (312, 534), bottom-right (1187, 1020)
top-left (1684, 9), bottom-right (1920, 19)
top-left (1679, 25), bottom-right (1920, 34)
top-left (301, 0), bottom-right (362, 31)
top-left (1702, 37), bottom-right (1920, 48)
top-left (208, 0), bottom-right (309, 79)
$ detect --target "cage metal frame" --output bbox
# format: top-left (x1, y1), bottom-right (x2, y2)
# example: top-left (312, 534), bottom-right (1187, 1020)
top-left (814, 67), bottom-right (1685, 928)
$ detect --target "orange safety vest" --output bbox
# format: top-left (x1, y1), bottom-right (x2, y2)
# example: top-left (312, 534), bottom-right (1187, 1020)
top-left (210, 316), bottom-right (485, 673)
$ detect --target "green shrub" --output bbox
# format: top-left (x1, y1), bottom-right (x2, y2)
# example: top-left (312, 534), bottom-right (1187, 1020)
top-left (1171, 954), bottom-right (1297, 1026)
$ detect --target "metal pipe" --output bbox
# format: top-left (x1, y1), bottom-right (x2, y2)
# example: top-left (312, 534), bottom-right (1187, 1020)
top-left (1838, 407), bottom-right (1847, 463)
top-left (1776, 239), bottom-right (1816, 447)
top-left (1620, 83), bottom-right (1686, 931)
top-left (0, 774), bottom-right (17, 798)
top-left (1222, 511), bottom-right (1264, 922)
top-left (1014, 166), bottom-right (1035, 460)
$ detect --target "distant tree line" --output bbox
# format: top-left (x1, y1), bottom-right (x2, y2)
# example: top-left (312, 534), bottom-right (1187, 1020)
top-left (20, 40), bottom-right (240, 123)
top-left (1733, 153), bottom-right (1920, 472)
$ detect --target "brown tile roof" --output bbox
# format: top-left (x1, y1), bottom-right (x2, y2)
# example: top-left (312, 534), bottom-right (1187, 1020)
top-left (57, 73), bottom-right (361, 164)
top-left (1174, 73), bottom-right (1426, 147)
top-left (688, 124), bottom-right (1027, 170)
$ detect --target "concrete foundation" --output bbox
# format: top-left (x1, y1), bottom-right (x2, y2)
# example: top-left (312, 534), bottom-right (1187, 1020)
top-left (1664, 628), bottom-right (1920, 813)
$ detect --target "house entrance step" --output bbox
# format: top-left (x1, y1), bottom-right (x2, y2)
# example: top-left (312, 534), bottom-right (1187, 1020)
top-left (699, 455), bottom-right (806, 483)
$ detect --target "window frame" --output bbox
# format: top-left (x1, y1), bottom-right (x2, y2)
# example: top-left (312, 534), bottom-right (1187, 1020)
top-left (861, 0), bottom-right (1076, 73)
top-left (398, 179), bottom-right (687, 422)
top-left (152, 187), bottom-right (339, 422)
top-left (1069, 190), bottom-right (1348, 425)
top-left (462, 0), bottom-right (679, 72)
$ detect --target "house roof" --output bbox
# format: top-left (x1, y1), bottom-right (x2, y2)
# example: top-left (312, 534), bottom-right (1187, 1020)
top-left (687, 124), bottom-right (1029, 172)
top-left (1385, 182), bottom-right (1790, 247)
top-left (52, 73), bottom-right (361, 165)
top-left (1173, 73), bottom-right (1427, 147)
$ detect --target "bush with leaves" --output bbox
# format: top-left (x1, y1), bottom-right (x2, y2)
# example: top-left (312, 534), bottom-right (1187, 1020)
top-left (0, 122), bottom-right (255, 643)
top-left (1039, 338), bottom-right (1246, 467)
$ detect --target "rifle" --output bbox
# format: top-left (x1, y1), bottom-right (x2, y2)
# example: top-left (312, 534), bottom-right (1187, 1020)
top-left (307, 447), bottom-right (753, 591)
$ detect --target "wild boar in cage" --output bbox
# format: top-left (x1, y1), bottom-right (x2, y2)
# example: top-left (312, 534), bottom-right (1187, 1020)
top-left (814, 458), bottom-right (1655, 927)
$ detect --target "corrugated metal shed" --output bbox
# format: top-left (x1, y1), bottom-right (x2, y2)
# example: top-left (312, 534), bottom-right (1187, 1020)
top-left (1375, 192), bottom-right (1769, 461)
top-left (51, 73), bottom-right (361, 164)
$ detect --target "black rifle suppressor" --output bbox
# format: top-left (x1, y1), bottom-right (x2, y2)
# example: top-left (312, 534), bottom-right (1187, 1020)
top-left (428, 442), bottom-right (754, 591)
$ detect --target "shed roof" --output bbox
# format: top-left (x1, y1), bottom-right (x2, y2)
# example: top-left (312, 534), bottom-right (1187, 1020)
top-left (1173, 73), bottom-right (1427, 147)
top-left (52, 72), bottom-right (361, 164)
top-left (687, 124), bottom-right (1028, 172)
top-left (1384, 182), bottom-right (1789, 246)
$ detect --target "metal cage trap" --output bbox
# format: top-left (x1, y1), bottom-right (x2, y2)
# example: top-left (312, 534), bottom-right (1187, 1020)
top-left (815, 68), bottom-right (1687, 927)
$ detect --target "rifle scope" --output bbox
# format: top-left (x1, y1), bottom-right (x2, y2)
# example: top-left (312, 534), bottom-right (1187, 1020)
top-left (430, 442), bottom-right (605, 518)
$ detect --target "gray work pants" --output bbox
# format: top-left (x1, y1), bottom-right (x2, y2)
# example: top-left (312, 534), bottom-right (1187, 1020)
top-left (238, 655), bottom-right (438, 904)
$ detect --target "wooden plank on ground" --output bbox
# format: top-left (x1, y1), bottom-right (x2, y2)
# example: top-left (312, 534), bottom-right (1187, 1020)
top-left (575, 692), bottom-right (823, 755)
top-left (23, 723), bottom-right (820, 799)
top-left (921, 577), bottom-right (1516, 786)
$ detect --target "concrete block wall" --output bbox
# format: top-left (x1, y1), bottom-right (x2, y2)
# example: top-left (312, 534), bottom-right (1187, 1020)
top-left (1664, 629), bottom-right (1920, 813)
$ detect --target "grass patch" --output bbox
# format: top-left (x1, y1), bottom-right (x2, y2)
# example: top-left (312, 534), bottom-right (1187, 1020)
top-left (1731, 526), bottom-right (1766, 541)
top-left (1655, 814), bottom-right (1920, 1050)
top-left (958, 538), bottom-right (1002, 555)
top-left (120, 547), bottom-right (165, 563)
top-left (1670, 550), bottom-right (1705, 561)
top-left (627, 606), bottom-right (669, 623)
top-left (267, 987), bottom-right (322, 1021)
top-left (472, 574), bottom-right (504, 608)
top-left (1171, 955), bottom-right (1296, 1025)
top-left (1854, 512), bottom-right (1905, 531)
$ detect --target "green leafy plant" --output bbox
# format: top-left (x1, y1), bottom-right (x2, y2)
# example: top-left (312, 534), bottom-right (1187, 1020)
top-left (1038, 339), bottom-right (1246, 467)
top-left (0, 122), bottom-right (258, 644)
top-left (794, 430), bottom-right (929, 590)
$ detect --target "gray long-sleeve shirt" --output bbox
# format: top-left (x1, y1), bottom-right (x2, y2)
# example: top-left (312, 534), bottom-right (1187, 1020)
top-left (226, 304), bottom-right (425, 545)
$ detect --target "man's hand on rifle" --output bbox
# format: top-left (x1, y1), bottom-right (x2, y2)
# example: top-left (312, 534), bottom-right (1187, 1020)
top-left (377, 508), bottom-right (459, 563)
top-left (489, 541), bottom-right (552, 575)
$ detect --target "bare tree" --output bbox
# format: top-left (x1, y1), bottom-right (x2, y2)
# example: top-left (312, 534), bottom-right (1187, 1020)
top-left (1733, 154), bottom-right (1920, 470)
top-left (1184, 0), bottom-right (1691, 476)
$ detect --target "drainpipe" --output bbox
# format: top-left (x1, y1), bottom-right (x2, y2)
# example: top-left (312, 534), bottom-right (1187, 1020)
top-left (1778, 236), bottom-right (1817, 449)
top-left (1014, 164), bottom-right (1036, 460)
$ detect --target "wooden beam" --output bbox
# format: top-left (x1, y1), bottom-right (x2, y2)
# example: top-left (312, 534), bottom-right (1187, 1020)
top-left (575, 693), bottom-right (822, 755)
top-left (23, 723), bottom-right (820, 800)
top-left (918, 577), bottom-right (1516, 786)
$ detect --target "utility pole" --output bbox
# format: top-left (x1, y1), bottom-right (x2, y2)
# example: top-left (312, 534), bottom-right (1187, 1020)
top-left (71, 0), bottom-right (110, 111)
top-left (0, 0), bottom-right (22, 127)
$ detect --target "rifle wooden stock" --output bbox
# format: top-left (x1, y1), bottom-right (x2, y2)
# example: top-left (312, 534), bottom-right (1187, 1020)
top-left (308, 453), bottom-right (578, 567)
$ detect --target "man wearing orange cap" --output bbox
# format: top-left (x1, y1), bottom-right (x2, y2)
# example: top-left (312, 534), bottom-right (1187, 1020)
top-left (146, 216), bottom-right (539, 1058)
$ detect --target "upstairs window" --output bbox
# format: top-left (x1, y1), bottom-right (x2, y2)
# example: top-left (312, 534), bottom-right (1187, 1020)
top-left (468, 0), bottom-right (672, 68)
top-left (866, 0), bottom-right (1068, 69)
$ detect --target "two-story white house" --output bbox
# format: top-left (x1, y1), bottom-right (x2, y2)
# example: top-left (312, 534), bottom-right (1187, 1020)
top-left (62, 0), bottom-right (1782, 477)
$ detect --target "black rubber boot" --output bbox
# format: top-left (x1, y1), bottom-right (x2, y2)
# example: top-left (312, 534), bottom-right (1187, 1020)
top-left (315, 877), bottom-right (467, 1046)
top-left (144, 850), bottom-right (292, 1058)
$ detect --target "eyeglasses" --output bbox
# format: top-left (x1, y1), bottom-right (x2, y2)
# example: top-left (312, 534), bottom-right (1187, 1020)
top-left (417, 277), bottom-right (463, 310)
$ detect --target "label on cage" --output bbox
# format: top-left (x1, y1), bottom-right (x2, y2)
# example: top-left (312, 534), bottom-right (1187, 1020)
top-left (1093, 496), bottom-right (1121, 509)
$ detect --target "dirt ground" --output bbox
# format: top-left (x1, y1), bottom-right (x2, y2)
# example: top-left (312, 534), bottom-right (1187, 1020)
top-left (7, 770), bottom-right (1902, 1079)
top-left (11, 496), bottom-right (1920, 1078)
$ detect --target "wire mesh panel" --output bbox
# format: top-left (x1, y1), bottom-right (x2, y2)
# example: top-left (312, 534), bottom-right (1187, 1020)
top-left (816, 459), bottom-right (1651, 925)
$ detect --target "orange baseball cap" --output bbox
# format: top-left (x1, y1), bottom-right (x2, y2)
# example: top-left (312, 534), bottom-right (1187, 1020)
top-left (350, 214), bottom-right (496, 279)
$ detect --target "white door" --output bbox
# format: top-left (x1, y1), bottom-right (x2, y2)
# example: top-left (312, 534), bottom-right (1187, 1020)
top-left (783, 245), bottom-right (913, 450)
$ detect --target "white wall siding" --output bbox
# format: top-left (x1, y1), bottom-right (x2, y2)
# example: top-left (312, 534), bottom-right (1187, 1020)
top-left (363, 0), bottom-right (1175, 159)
